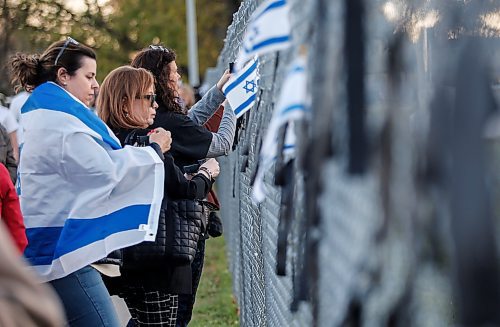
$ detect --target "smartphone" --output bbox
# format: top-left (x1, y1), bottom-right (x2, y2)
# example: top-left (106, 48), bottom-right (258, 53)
top-left (183, 163), bottom-right (200, 174)
top-left (229, 62), bottom-right (235, 73)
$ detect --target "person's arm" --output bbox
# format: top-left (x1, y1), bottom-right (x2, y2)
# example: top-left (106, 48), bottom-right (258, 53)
top-left (8, 131), bottom-right (18, 163)
top-left (5, 139), bottom-right (17, 184)
top-left (206, 101), bottom-right (236, 157)
top-left (187, 85), bottom-right (226, 126)
top-left (163, 153), bottom-right (212, 199)
top-left (2, 111), bottom-right (19, 162)
top-left (0, 126), bottom-right (17, 184)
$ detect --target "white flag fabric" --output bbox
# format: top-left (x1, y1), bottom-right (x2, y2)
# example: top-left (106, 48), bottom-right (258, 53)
top-left (223, 57), bottom-right (260, 118)
top-left (236, 0), bottom-right (292, 70)
top-left (252, 56), bottom-right (309, 203)
top-left (20, 82), bottom-right (164, 282)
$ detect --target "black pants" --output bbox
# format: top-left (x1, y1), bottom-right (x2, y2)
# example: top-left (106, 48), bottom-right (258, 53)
top-left (175, 239), bottom-right (206, 327)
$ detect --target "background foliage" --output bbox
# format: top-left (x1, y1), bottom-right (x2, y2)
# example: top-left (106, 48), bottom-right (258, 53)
top-left (0, 0), bottom-right (242, 94)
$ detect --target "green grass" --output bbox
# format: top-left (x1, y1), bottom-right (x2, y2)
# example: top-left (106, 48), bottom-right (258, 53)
top-left (190, 236), bottom-right (240, 327)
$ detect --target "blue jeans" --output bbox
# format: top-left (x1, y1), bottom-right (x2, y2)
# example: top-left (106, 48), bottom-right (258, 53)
top-left (49, 266), bottom-right (121, 327)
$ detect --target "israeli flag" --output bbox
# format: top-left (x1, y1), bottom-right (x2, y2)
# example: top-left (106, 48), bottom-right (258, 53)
top-left (236, 0), bottom-right (291, 70)
top-left (252, 56), bottom-right (309, 203)
top-left (222, 57), bottom-right (260, 119)
top-left (20, 82), bottom-right (164, 282)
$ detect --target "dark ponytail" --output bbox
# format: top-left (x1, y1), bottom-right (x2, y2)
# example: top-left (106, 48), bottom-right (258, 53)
top-left (9, 38), bottom-right (96, 92)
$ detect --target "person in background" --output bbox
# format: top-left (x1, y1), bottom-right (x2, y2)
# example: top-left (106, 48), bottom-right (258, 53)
top-left (0, 124), bottom-right (17, 184)
top-left (0, 221), bottom-right (65, 327)
top-left (0, 104), bottom-right (19, 162)
top-left (8, 90), bottom-right (29, 145)
top-left (131, 45), bottom-right (235, 327)
top-left (178, 81), bottom-right (195, 112)
top-left (0, 163), bottom-right (26, 253)
top-left (9, 37), bottom-right (170, 326)
top-left (97, 65), bottom-right (220, 326)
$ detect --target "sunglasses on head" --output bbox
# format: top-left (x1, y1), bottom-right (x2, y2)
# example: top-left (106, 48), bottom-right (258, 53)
top-left (54, 37), bottom-right (79, 66)
top-left (136, 94), bottom-right (157, 107)
top-left (149, 45), bottom-right (169, 53)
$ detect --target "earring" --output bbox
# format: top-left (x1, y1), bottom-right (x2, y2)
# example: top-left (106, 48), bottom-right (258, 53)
top-left (62, 82), bottom-right (67, 86)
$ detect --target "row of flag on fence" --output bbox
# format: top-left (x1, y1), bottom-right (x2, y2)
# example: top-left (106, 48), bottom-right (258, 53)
top-left (223, 0), bottom-right (292, 119)
top-left (252, 56), bottom-right (309, 202)
top-left (220, 0), bottom-right (310, 203)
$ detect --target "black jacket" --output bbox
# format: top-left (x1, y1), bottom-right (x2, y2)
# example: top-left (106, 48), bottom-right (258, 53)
top-left (105, 128), bottom-right (212, 294)
top-left (150, 108), bottom-right (213, 171)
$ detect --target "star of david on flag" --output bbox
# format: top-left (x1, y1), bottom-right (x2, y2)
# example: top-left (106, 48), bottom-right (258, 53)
top-left (222, 57), bottom-right (260, 119)
top-left (252, 55), bottom-right (309, 203)
top-left (235, 0), bottom-right (291, 71)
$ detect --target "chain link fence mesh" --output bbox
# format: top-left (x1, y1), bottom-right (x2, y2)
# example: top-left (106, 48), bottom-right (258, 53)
top-left (204, 0), bottom-right (500, 326)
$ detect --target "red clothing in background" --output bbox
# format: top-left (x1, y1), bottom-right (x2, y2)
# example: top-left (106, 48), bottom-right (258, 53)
top-left (204, 105), bottom-right (225, 209)
top-left (0, 164), bottom-right (27, 253)
top-left (204, 105), bottom-right (224, 133)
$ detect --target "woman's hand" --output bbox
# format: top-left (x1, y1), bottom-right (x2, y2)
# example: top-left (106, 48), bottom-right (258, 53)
top-left (216, 69), bottom-right (232, 91)
top-left (199, 158), bottom-right (220, 179)
top-left (149, 128), bottom-right (172, 153)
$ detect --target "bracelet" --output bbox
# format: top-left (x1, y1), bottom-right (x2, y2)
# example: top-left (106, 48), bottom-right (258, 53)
top-left (198, 166), bottom-right (213, 180)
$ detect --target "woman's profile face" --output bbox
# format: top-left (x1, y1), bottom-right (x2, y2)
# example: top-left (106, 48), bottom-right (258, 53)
top-left (167, 61), bottom-right (181, 95)
top-left (64, 56), bottom-right (99, 107)
top-left (130, 84), bottom-right (158, 128)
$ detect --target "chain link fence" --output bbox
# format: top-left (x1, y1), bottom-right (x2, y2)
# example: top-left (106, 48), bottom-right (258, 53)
top-left (204, 0), bottom-right (500, 326)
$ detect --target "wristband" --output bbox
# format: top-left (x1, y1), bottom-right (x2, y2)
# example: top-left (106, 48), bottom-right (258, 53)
top-left (198, 166), bottom-right (213, 180)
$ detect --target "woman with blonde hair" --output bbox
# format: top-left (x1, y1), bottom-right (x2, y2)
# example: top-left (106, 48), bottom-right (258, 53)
top-left (9, 38), bottom-right (170, 326)
top-left (97, 65), bottom-right (219, 326)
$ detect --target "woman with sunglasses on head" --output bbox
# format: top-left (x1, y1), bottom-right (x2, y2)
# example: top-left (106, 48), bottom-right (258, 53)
top-left (131, 45), bottom-right (235, 326)
top-left (97, 65), bottom-right (220, 327)
top-left (9, 38), bottom-right (171, 326)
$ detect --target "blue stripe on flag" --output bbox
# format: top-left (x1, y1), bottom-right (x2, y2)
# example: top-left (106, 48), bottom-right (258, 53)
top-left (290, 66), bottom-right (305, 74)
top-left (246, 36), bottom-right (291, 53)
top-left (281, 104), bottom-right (306, 115)
top-left (24, 204), bottom-right (151, 266)
top-left (22, 83), bottom-right (121, 150)
top-left (224, 60), bottom-right (259, 95)
top-left (253, 0), bottom-right (287, 21)
top-left (283, 144), bottom-right (295, 150)
top-left (234, 93), bottom-right (257, 117)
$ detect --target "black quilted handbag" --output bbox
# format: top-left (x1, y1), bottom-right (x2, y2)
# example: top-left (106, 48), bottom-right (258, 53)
top-left (122, 198), bottom-right (208, 269)
top-left (165, 199), bottom-right (209, 264)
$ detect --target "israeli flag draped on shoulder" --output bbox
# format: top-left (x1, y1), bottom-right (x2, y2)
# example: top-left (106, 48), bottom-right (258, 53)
top-left (223, 57), bottom-right (260, 118)
top-left (19, 82), bottom-right (164, 282)
top-left (235, 0), bottom-right (292, 71)
top-left (252, 55), bottom-right (309, 203)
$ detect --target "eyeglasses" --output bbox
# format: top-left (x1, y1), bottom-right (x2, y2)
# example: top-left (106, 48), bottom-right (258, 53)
top-left (136, 94), bottom-right (157, 107)
top-left (148, 45), bottom-right (169, 53)
top-left (54, 37), bottom-right (79, 66)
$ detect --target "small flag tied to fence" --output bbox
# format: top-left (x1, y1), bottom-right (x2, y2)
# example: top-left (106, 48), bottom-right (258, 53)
top-left (222, 57), bottom-right (260, 119)
top-left (252, 55), bottom-right (309, 203)
top-left (236, 0), bottom-right (291, 70)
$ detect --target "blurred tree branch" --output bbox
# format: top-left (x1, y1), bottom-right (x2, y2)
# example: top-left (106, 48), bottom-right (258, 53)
top-left (0, 0), bottom-right (240, 95)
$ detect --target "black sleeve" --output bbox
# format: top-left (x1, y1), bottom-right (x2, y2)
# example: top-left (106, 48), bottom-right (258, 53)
top-left (163, 152), bottom-right (212, 200)
top-left (152, 112), bottom-right (213, 168)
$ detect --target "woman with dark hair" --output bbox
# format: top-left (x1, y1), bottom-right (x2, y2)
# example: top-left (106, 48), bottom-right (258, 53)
top-left (131, 45), bottom-right (235, 326)
top-left (9, 38), bottom-right (170, 326)
top-left (97, 65), bottom-right (220, 326)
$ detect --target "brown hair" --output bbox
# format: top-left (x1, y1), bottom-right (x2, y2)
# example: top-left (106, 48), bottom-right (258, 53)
top-left (130, 45), bottom-right (183, 114)
top-left (9, 38), bottom-right (96, 92)
top-left (97, 66), bottom-right (155, 130)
